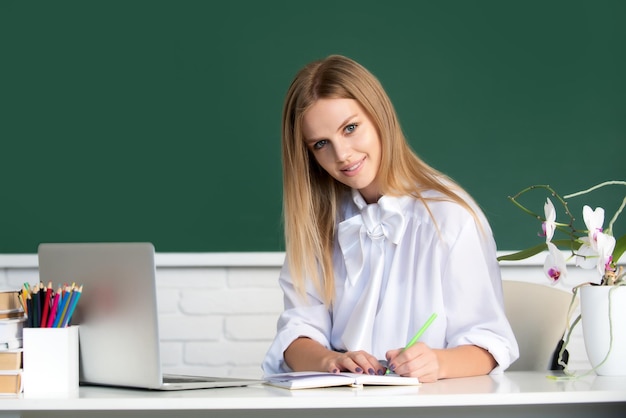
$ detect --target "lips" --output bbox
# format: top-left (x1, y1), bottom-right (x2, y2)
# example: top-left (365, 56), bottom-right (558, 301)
top-left (341, 157), bottom-right (365, 176)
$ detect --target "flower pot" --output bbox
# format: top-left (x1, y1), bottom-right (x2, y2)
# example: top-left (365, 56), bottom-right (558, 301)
top-left (580, 285), bottom-right (626, 376)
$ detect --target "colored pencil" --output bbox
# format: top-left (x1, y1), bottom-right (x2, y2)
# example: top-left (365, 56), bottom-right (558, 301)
top-left (19, 287), bottom-right (27, 314)
top-left (404, 313), bottom-right (438, 349)
top-left (385, 313), bottom-right (438, 375)
top-left (40, 281), bottom-right (53, 328)
top-left (32, 285), bottom-right (40, 328)
top-left (54, 285), bottom-right (73, 327)
top-left (47, 287), bottom-right (62, 328)
top-left (26, 293), bottom-right (33, 328)
top-left (61, 285), bottom-right (82, 327)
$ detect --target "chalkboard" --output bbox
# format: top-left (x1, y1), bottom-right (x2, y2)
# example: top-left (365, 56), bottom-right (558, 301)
top-left (2, 0), bottom-right (624, 253)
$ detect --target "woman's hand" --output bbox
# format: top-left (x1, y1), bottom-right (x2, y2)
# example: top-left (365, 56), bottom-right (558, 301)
top-left (284, 338), bottom-right (387, 375)
top-left (323, 350), bottom-right (387, 376)
top-left (385, 344), bottom-right (497, 382)
top-left (385, 342), bottom-right (441, 382)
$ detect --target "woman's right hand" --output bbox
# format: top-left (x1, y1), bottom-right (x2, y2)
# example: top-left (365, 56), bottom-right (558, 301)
top-left (284, 337), bottom-right (387, 375)
top-left (324, 350), bottom-right (387, 376)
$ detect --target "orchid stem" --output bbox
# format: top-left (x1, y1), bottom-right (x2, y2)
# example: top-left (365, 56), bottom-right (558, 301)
top-left (563, 181), bottom-right (626, 199)
top-left (607, 196), bottom-right (625, 236)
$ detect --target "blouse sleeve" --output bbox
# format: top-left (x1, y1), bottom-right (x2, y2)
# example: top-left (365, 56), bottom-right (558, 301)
top-left (261, 262), bottom-right (333, 376)
top-left (440, 209), bottom-right (519, 373)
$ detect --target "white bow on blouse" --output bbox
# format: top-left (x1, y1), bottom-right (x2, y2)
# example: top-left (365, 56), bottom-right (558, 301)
top-left (338, 191), bottom-right (407, 285)
top-left (337, 190), bottom-right (408, 351)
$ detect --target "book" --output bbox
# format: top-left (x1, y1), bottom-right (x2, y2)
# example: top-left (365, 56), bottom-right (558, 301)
top-left (0, 370), bottom-right (22, 395)
top-left (0, 290), bottom-right (24, 321)
top-left (0, 291), bottom-right (22, 312)
top-left (264, 371), bottom-right (420, 390)
top-left (0, 349), bottom-right (22, 370)
top-left (0, 345), bottom-right (23, 396)
top-left (0, 310), bottom-right (24, 320)
top-left (0, 318), bottom-right (26, 350)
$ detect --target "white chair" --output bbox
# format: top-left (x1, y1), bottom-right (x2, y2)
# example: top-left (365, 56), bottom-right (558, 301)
top-left (502, 280), bottom-right (577, 371)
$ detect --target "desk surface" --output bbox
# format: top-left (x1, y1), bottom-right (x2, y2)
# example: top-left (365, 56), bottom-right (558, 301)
top-left (2, 372), bottom-right (625, 418)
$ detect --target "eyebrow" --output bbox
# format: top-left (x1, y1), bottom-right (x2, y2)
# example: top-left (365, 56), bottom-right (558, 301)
top-left (304, 113), bottom-right (359, 144)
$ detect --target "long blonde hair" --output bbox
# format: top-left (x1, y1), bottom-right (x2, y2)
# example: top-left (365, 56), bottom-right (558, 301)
top-left (282, 55), bottom-right (479, 305)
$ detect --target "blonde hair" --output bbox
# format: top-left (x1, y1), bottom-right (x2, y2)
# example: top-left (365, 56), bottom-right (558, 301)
top-left (282, 55), bottom-right (479, 305)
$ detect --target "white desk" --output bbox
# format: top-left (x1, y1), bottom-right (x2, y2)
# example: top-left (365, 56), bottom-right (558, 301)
top-left (1, 372), bottom-right (625, 418)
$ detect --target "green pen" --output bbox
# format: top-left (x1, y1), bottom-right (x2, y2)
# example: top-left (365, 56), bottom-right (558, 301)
top-left (385, 312), bottom-right (438, 375)
top-left (405, 312), bottom-right (438, 349)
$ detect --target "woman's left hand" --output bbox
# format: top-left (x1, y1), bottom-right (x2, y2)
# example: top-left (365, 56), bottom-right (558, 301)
top-left (385, 342), bottom-right (440, 382)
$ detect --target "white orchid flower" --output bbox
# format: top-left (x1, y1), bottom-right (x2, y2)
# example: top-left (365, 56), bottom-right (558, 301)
top-left (543, 242), bottom-right (567, 285)
top-left (596, 232), bottom-right (616, 276)
top-left (575, 204), bottom-right (615, 277)
top-left (542, 198), bottom-right (556, 242)
top-left (582, 205), bottom-right (606, 251)
top-left (575, 237), bottom-right (598, 270)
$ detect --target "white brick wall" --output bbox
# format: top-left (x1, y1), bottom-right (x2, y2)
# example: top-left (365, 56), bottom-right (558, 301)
top-left (156, 264), bottom-right (284, 378)
top-left (0, 252), bottom-right (598, 379)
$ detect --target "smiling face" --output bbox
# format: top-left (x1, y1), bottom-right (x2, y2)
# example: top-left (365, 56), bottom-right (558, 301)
top-left (302, 98), bottom-right (382, 204)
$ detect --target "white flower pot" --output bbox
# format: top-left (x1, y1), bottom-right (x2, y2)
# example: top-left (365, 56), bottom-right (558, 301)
top-left (580, 285), bottom-right (626, 376)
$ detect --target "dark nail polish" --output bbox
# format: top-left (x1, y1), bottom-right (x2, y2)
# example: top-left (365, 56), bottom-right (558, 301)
top-left (355, 367), bottom-right (363, 373)
top-left (368, 368), bottom-right (375, 375)
top-left (377, 369), bottom-right (384, 375)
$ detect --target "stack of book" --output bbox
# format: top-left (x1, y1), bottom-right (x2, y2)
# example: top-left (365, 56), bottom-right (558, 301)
top-left (0, 349), bottom-right (22, 395)
top-left (0, 289), bottom-right (25, 395)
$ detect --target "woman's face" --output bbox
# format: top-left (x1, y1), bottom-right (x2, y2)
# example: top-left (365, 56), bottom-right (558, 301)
top-left (302, 98), bottom-right (382, 204)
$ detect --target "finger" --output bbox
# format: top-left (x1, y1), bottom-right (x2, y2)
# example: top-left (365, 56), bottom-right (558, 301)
top-left (385, 348), bottom-right (402, 363)
top-left (334, 351), bottom-right (384, 375)
top-left (385, 347), bottom-right (407, 374)
top-left (398, 341), bottom-right (429, 363)
top-left (394, 345), bottom-right (439, 378)
top-left (362, 357), bottom-right (386, 376)
top-left (349, 351), bottom-right (381, 375)
top-left (364, 355), bottom-right (388, 375)
top-left (388, 343), bottom-right (428, 374)
top-left (331, 353), bottom-right (363, 373)
top-left (373, 359), bottom-right (387, 375)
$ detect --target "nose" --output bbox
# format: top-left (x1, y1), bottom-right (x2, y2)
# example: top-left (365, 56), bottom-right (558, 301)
top-left (333, 138), bottom-right (352, 163)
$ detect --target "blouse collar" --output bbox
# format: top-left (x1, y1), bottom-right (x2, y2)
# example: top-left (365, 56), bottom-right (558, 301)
top-left (338, 189), bottom-right (408, 285)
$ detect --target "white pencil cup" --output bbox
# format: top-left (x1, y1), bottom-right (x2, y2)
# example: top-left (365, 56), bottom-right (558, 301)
top-left (22, 326), bottom-right (79, 396)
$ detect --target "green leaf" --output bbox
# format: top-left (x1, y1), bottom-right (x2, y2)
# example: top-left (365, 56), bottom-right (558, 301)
top-left (497, 243), bottom-right (547, 261)
top-left (496, 239), bottom-right (581, 262)
top-left (613, 234), bottom-right (626, 265)
top-left (551, 239), bottom-right (582, 252)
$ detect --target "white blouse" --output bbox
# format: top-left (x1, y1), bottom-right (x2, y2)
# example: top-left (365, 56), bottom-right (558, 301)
top-left (262, 188), bottom-right (519, 376)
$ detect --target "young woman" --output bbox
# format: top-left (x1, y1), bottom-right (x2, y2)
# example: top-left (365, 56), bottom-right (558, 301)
top-left (262, 55), bottom-right (518, 382)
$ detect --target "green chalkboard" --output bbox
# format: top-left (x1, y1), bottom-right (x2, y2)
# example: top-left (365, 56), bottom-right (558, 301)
top-left (1, 0), bottom-right (625, 253)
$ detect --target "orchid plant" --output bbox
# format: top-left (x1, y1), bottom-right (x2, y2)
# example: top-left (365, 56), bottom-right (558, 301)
top-left (497, 180), bottom-right (626, 376)
top-left (497, 180), bottom-right (626, 287)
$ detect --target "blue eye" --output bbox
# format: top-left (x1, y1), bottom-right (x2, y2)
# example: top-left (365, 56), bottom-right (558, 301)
top-left (313, 139), bottom-right (328, 150)
top-left (345, 123), bottom-right (357, 134)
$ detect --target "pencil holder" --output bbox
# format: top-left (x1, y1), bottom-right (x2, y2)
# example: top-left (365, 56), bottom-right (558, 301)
top-left (22, 326), bottom-right (79, 396)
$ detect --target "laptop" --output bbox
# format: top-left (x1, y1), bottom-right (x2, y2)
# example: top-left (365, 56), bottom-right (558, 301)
top-left (37, 242), bottom-right (263, 390)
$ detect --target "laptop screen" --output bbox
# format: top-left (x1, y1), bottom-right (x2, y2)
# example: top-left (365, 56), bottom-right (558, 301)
top-left (38, 242), bottom-right (164, 389)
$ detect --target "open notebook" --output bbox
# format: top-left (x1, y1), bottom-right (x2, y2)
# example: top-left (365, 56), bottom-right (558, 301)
top-left (264, 371), bottom-right (420, 390)
top-left (37, 242), bottom-right (262, 390)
